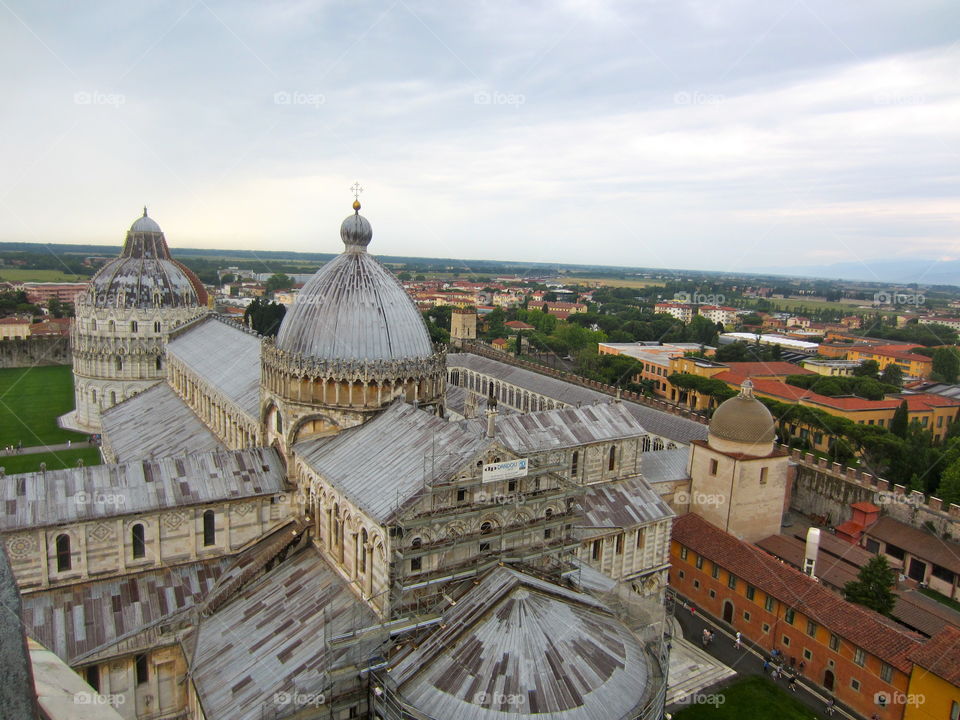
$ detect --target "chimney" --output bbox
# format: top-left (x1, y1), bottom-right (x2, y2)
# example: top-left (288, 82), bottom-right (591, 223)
top-left (803, 527), bottom-right (820, 578)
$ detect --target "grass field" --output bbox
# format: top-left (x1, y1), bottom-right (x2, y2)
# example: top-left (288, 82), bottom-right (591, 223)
top-left (0, 366), bottom-right (88, 447)
top-left (671, 677), bottom-right (825, 720)
top-left (0, 268), bottom-right (91, 282)
top-left (0, 447), bottom-right (101, 474)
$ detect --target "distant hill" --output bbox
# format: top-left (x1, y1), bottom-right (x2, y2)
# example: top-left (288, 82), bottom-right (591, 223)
top-left (751, 258), bottom-right (960, 287)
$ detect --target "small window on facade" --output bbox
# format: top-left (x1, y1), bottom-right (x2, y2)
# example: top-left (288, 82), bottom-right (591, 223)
top-left (544, 528), bottom-right (552, 539)
top-left (456, 488), bottom-right (466, 503)
top-left (680, 546), bottom-right (688, 560)
top-left (360, 529), bottom-right (367, 573)
top-left (762, 623), bottom-right (770, 633)
top-left (131, 321), bottom-right (138, 332)
top-left (110, 391), bottom-right (117, 404)
top-left (853, 647), bottom-right (865, 666)
top-left (155, 355), bottom-right (162, 371)
top-left (571, 450), bottom-right (579, 476)
top-left (91, 390), bottom-right (97, 403)
top-left (131, 523), bottom-right (146, 559)
top-left (829, 634), bottom-right (840, 651)
top-left (86, 665), bottom-right (100, 692)
top-left (850, 677), bottom-right (861, 692)
top-left (760, 467), bottom-right (768, 484)
top-left (709, 459), bottom-right (718, 475)
top-left (154, 321), bottom-right (161, 333)
top-left (695, 555), bottom-right (703, 570)
top-left (411, 537), bottom-right (422, 571)
top-left (711, 563), bottom-right (720, 579)
top-left (275, 411), bottom-right (282, 434)
top-left (115, 356), bottom-right (122, 371)
top-left (803, 648), bottom-right (813, 661)
top-left (135, 654), bottom-right (149, 685)
top-left (608, 446), bottom-right (616, 471)
top-left (615, 534), bottom-right (624, 554)
top-left (785, 608), bottom-right (795, 624)
top-left (728, 573), bottom-right (737, 589)
top-left (636, 528), bottom-right (645, 549)
top-left (743, 611), bottom-right (751, 622)
top-left (765, 595), bottom-right (775, 612)
top-left (592, 539), bottom-right (602, 561)
top-left (746, 585), bottom-right (755, 601)
top-left (806, 620), bottom-right (817, 637)
top-left (55, 534), bottom-right (71, 572)
top-left (203, 510), bottom-right (215, 546)
top-left (507, 479), bottom-right (516, 492)
top-left (782, 635), bottom-right (790, 646)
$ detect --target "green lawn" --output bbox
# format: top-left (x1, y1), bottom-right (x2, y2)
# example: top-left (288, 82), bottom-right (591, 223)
top-left (0, 447), bottom-right (101, 474)
top-left (0, 268), bottom-right (91, 282)
top-left (671, 677), bottom-right (824, 720)
top-left (0, 366), bottom-right (89, 447)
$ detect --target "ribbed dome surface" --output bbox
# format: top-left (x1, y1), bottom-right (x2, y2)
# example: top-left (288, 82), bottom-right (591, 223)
top-left (85, 210), bottom-right (201, 309)
top-left (275, 210), bottom-right (433, 362)
top-left (710, 386), bottom-right (776, 446)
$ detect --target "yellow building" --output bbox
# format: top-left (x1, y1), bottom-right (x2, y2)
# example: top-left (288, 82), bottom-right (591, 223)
top-left (0, 317), bottom-right (31, 340)
top-left (845, 345), bottom-right (933, 380)
top-left (904, 626), bottom-right (960, 720)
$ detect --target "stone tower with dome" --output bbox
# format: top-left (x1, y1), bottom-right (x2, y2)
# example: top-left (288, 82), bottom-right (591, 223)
top-left (686, 379), bottom-right (790, 542)
top-left (70, 209), bottom-right (208, 430)
top-left (260, 199), bottom-right (446, 457)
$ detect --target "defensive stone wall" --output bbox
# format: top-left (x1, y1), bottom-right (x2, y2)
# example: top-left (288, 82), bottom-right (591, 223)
top-left (0, 336), bottom-right (70, 368)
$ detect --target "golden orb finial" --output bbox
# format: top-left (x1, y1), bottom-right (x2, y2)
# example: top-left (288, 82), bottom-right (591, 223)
top-left (352, 199), bottom-right (361, 212)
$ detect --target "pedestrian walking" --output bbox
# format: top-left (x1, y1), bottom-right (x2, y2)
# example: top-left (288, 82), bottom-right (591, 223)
top-left (734, 631), bottom-right (742, 650)
top-left (690, 605), bottom-right (697, 616)
top-left (825, 698), bottom-right (835, 716)
top-left (762, 660), bottom-right (771, 673)
top-left (67, 440), bottom-right (71, 448)
top-left (788, 676), bottom-right (797, 692)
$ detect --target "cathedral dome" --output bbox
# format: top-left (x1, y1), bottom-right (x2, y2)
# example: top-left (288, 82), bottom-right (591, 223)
top-left (84, 208), bottom-right (203, 309)
top-left (708, 379), bottom-right (776, 453)
top-left (275, 202), bottom-right (433, 362)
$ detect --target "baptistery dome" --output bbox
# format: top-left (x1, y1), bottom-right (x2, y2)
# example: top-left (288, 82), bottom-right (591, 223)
top-left (83, 208), bottom-right (205, 309)
top-left (276, 202), bottom-right (433, 362)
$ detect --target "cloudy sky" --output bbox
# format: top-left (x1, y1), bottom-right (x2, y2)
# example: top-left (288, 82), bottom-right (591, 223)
top-left (1, 1), bottom-right (958, 273)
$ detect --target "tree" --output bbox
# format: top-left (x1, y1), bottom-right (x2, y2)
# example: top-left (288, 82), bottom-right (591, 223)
top-left (47, 297), bottom-right (65, 318)
top-left (879, 364), bottom-right (903, 389)
top-left (265, 273), bottom-right (294, 294)
top-left (890, 401), bottom-right (909, 438)
top-left (243, 298), bottom-right (286, 336)
top-left (852, 359), bottom-right (880, 378)
top-left (932, 347), bottom-right (960, 384)
top-left (936, 455), bottom-right (960, 507)
top-left (843, 555), bottom-right (896, 615)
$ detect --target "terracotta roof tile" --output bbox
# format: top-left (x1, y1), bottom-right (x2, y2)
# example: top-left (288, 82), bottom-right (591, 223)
top-left (907, 626), bottom-right (960, 683)
top-left (673, 513), bottom-right (920, 672)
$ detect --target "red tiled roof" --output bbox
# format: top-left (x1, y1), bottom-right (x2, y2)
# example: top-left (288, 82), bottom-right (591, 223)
top-left (908, 626), bottom-right (960, 683)
top-left (865, 516), bottom-right (960, 575)
top-left (673, 513), bottom-right (920, 672)
top-left (504, 321), bottom-right (535, 330)
top-left (851, 502), bottom-right (880, 513)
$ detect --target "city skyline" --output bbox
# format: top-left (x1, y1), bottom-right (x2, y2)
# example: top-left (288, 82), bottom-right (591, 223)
top-left (1, 1), bottom-right (958, 275)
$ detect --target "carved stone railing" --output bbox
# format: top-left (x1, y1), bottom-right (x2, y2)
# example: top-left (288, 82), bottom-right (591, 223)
top-left (262, 340), bottom-right (447, 383)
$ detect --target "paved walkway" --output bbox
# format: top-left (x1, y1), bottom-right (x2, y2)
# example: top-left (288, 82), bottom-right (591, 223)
top-left (669, 594), bottom-right (854, 719)
top-left (0, 440), bottom-right (97, 457)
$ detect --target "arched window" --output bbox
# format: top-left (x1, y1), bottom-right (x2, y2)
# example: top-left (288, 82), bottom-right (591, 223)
top-left (154, 321), bottom-right (161, 333)
top-left (332, 504), bottom-right (340, 545)
top-left (480, 522), bottom-right (493, 534)
top-left (131, 523), bottom-right (146, 559)
top-left (110, 391), bottom-right (117, 405)
top-left (55, 534), bottom-right (71, 572)
top-left (608, 446), bottom-right (617, 471)
top-left (130, 321), bottom-right (138, 333)
top-left (115, 356), bottom-right (123, 372)
top-left (155, 355), bottom-right (162, 371)
top-left (571, 450), bottom-right (579, 476)
top-left (275, 411), bottom-right (283, 434)
top-left (410, 537), bottom-right (422, 572)
top-left (203, 510), bottom-right (215, 546)
top-left (91, 389), bottom-right (97, 403)
top-left (360, 528), bottom-right (368, 573)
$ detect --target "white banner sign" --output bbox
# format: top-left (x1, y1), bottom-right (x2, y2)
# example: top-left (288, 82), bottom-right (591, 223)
top-left (482, 458), bottom-right (528, 483)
